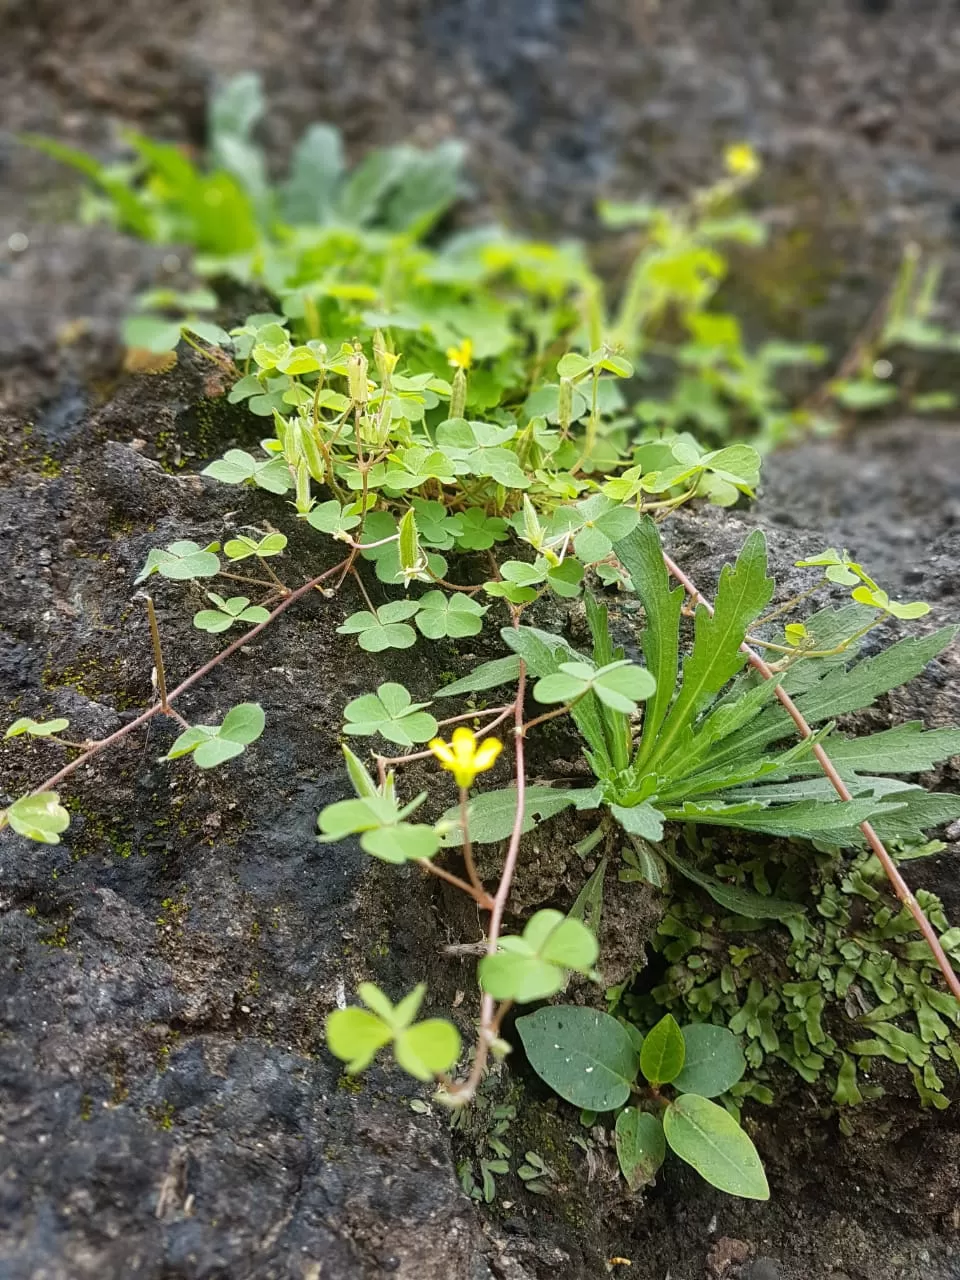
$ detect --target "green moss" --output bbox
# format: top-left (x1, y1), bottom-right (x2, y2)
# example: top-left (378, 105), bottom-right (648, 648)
top-left (79, 1094), bottom-right (93, 1121)
top-left (147, 1100), bottom-right (177, 1131)
top-left (337, 1074), bottom-right (365, 1094)
top-left (63, 795), bottom-right (135, 861)
top-left (42, 652), bottom-right (139, 713)
top-left (628, 839), bottom-right (960, 1111)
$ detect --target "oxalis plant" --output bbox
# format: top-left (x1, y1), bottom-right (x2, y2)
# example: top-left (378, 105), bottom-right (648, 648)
top-left (4, 75), bottom-right (960, 1203)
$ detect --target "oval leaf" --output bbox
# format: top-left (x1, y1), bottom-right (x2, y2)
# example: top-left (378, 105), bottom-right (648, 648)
top-left (615, 1107), bottom-right (666, 1192)
top-left (516, 1005), bottom-right (639, 1111)
top-left (673, 1024), bottom-right (746, 1098)
top-left (639, 1013), bottom-right (685, 1086)
top-left (663, 1093), bottom-right (769, 1200)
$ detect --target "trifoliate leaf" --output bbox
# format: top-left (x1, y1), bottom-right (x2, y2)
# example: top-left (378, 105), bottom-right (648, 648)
top-left (342, 683), bottom-right (438, 747)
top-left (5, 792), bottom-right (71, 844)
top-left (4, 717), bottom-right (70, 739)
top-left (415, 591), bottom-right (487, 640)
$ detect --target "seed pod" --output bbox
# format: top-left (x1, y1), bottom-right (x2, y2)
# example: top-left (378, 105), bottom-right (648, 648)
top-left (347, 349), bottom-right (369, 404)
top-left (558, 376), bottom-right (574, 432)
top-left (450, 366), bottom-right (467, 420)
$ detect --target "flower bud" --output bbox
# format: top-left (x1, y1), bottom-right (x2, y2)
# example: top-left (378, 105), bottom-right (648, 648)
top-left (450, 366), bottom-right (467, 420)
top-left (558, 377), bottom-right (574, 432)
top-left (347, 349), bottom-right (369, 404)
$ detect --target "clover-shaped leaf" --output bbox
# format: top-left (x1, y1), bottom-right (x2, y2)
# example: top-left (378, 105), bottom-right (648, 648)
top-left (411, 499), bottom-right (464, 549)
top-left (478, 908), bottom-right (599, 1002)
top-left (533, 660), bottom-right (655, 715)
top-left (546, 558), bottom-right (584, 599)
top-left (202, 448), bottom-right (293, 495)
top-left (336, 600), bottom-right (422, 652)
top-left (223, 532), bottom-right (287, 561)
top-left (135, 540), bottom-right (221, 584)
top-left (3, 792), bottom-right (71, 844)
top-left (5, 716), bottom-right (70, 739)
top-left (795, 548), bottom-right (863, 587)
top-left (851, 585), bottom-right (931, 620)
top-left (415, 591), bottom-right (487, 640)
top-left (164, 702), bottom-right (265, 769)
top-left (343, 682), bottom-right (438, 746)
top-left (318, 791), bottom-right (439, 864)
top-left (304, 500), bottom-right (364, 539)
top-left (572, 496), bottom-right (640, 564)
top-left (193, 593), bottom-right (271, 634)
top-left (454, 508), bottom-right (510, 551)
top-left (326, 982), bottom-right (461, 1081)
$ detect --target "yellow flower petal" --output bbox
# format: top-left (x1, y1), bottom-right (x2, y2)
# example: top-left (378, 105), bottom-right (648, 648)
top-left (428, 738), bottom-right (456, 769)
top-left (428, 727), bottom-right (503, 790)
top-left (472, 738), bottom-right (503, 771)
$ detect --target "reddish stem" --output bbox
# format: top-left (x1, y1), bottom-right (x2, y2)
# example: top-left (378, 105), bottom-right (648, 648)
top-left (28, 559), bottom-right (351, 799)
top-left (661, 551), bottom-right (960, 1003)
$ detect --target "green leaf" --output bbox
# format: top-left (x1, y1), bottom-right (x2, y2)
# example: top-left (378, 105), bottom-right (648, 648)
top-left (281, 123), bottom-right (344, 223)
top-left (609, 802), bottom-right (665, 842)
top-left (219, 703), bottom-right (266, 745)
top-left (163, 703), bottom-right (264, 769)
top-left (305, 500), bottom-right (363, 538)
top-left (659, 845), bottom-right (805, 919)
top-left (673, 1025), bottom-right (746, 1097)
top-left (122, 315), bottom-right (184, 353)
top-left (614, 520), bottom-right (685, 763)
top-left (394, 1020), bottom-right (462, 1081)
top-left (663, 1094), bottom-right (769, 1199)
top-left (546, 558), bottom-right (584, 599)
top-left (615, 1108), bottom-right (666, 1191)
top-left (593, 662), bottom-right (656, 713)
top-left (325, 1008), bottom-right (393, 1073)
top-left (223, 533), bottom-right (287, 560)
top-left (5, 792), bottom-right (71, 844)
top-left (342, 683), bottom-right (438, 747)
top-left (435, 655), bottom-right (522, 698)
top-left (479, 909), bottom-right (598, 1002)
top-left (676, 796), bottom-right (884, 843)
top-left (648, 530), bottom-right (774, 768)
top-left (415, 591), bottom-right (487, 640)
top-left (794, 627), bottom-right (957, 726)
top-left (780, 722), bottom-right (960, 778)
top-left (516, 1005), bottom-right (640, 1111)
top-left (439, 786), bottom-right (581, 846)
top-left (4, 717), bottom-right (70, 739)
top-left (135, 540), bottom-right (220, 584)
top-left (336, 601), bottom-right (421, 652)
top-left (193, 594), bottom-right (270, 633)
top-left (639, 1014), bottom-right (686, 1085)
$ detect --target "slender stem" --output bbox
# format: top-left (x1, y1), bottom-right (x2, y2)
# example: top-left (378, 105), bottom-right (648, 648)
top-left (28, 560), bottom-right (351, 799)
top-left (216, 570), bottom-right (281, 591)
top-left (256, 557), bottom-right (290, 594)
top-left (519, 703), bottom-right (575, 736)
top-left (143, 596), bottom-right (170, 714)
top-left (447, 642), bottom-right (528, 1102)
top-left (434, 705), bottom-right (514, 732)
top-left (419, 858), bottom-right (493, 909)
top-left (460, 787), bottom-right (486, 900)
top-left (756, 580), bottom-right (828, 626)
top-left (661, 550), bottom-right (960, 1003)
top-left (350, 567), bottom-right (377, 614)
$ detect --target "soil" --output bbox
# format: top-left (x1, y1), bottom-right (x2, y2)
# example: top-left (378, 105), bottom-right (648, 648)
top-left (3, 5), bottom-right (960, 1280)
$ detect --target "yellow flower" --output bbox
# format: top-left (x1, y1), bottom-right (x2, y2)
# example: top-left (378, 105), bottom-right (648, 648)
top-left (429, 726), bottom-right (502, 789)
top-left (446, 338), bottom-right (473, 370)
top-left (723, 142), bottom-right (760, 179)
